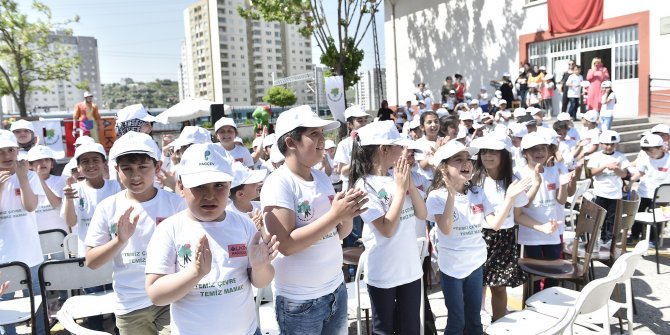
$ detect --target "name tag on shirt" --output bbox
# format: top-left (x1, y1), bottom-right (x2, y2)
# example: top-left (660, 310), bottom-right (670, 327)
top-left (547, 183), bottom-right (557, 191)
top-left (235, 158), bottom-right (244, 163)
top-left (659, 167), bottom-right (668, 172)
top-left (228, 244), bottom-right (247, 258)
top-left (156, 217), bottom-right (166, 225)
top-left (14, 188), bottom-right (21, 196)
top-left (471, 204), bottom-right (484, 214)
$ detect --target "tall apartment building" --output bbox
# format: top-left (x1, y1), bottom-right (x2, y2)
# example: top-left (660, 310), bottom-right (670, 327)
top-left (183, 0), bottom-right (314, 107)
top-left (356, 68), bottom-right (387, 111)
top-left (2, 31), bottom-right (101, 114)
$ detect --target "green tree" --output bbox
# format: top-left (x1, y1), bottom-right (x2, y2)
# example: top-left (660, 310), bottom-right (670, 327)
top-left (263, 86), bottom-right (297, 108)
top-left (238, 0), bottom-right (381, 90)
top-left (0, 0), bottom-right (80, 117)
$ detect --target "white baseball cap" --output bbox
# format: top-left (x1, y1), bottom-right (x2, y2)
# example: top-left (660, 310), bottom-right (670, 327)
top-left (431, 141), bottom-right (479, 166)
top-left (83, 91), bottom-right (93, 98)
top-left (357, 120), bottom-right (411, 147)
top-left (521, 131), bottom-right (550, 149)
top-left (418, 100), bottom-right (426, 105)
top-left (580, 81), bottom-right (591, 88)
top-left (436, 108), bottom-right (449, 117)
top-left (469, 99), bottom-right (479, 105)
top-left (581, 110), bottom-right (599, 123)
top-left (262, 134), bottom-right (277, 148)
top-left (269, 144), bottom-right (284, 163)
top-left (0, 129), bottom-right (19, 149)
top-left (214, 117), bottom-right (237, 132)
top-left (108, 131), bottom-right (159, 162)
top-left (74, 143), bottom-right (107, 161)
top-left (459, 111), bottom-right (474, 121)
top-left (116, 104), bottom-right (156, 123)
top-left (651, 124), bottom-right (670, 135)
top-left (640, 134), bottom-right (664, 147)
top-left (171, 126), bottom-right (213, 149)
top-left (513, 108), bottom-right (527, 118)
top-left (601, 81), bottom-right (612, 88)
top-left (234, 136), bottom-right (243, 145)
top-left (344, 105), bottom-right (368, 119)
top-left (510, 123), bottom-right (528, 138)
top-left (472, 122), bottom-right (485, 130)
top-left (471, 134), bottom-right (512, 152)
top-left (74, 136), bottom-right (96, 147)
top-left (599, 130), bottom-right (621, 144)
top-left (455, 125), bottom-right (468, 140)
top-left (325, 139), bottom-right (336, 150)
top-left (230, 161), bottom-right (267, 189)
top-left (545, 74), bottom-right (554, 80)
top-left (27, 145), bottom-right (55, 161)
top-left (556, 112), bottom-right (572, 121)
top-left (274, 105), bottom-right (339, 140)
top-left (481, 113), bottom-right (493, 120)
top-left (61, 158), bottom-right (78, 177)
top-left (408, 118), bottom-right (421, 130)
top-left (539, 66), bottom-right (546, 71)
top-left (498, 99), bottom-right (507, 105)
top-left (449, 90), bottom-right (456, 94)
top-left (528, 107), bottom-right (544, 116)
top-left (178, 143), bottom-right (233, 188)
top-left (10, 119), bottom-right (35, 133)
top-left (464, 93), bottom-right (473, 99)
top-left (502, 72), bottom-right (510, 78)
top-left (252, 137), bottom-right (263, 149)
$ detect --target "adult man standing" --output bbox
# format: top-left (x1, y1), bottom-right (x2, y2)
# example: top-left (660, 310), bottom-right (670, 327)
top-left (559, 60), bottom-right (576, 114)
top-left (72, 91), bottom-right (100, 142)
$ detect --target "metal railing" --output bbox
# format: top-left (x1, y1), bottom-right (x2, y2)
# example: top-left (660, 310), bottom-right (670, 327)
top-left (648, 76), bottom-right (670, 117)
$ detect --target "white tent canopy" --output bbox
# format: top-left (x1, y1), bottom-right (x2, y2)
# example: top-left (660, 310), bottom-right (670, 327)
top-left (155, 98), bottom-right (230, 124)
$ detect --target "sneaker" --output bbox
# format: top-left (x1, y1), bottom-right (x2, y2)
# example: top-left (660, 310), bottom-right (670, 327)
top-left (480, 310), bottom-right (492, 326)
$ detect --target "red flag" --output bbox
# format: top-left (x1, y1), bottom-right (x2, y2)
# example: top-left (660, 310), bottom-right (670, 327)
top-left (548, 0), bottom-right (603, 34)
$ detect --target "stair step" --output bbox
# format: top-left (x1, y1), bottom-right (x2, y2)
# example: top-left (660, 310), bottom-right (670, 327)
top-left (618, 130), bottom-right (646, 142)
top-left (625, 152), bottom-right (639, 162)
top-left (610, 123), bottom-right (657, 133)
top-left (617, 141), bottom-right (641, 153)
top-left (611, 118), bottom-right (649, 126)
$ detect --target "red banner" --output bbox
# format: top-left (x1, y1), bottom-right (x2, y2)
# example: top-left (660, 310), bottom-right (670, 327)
top-left (548, 0), bottom-right (603, 34)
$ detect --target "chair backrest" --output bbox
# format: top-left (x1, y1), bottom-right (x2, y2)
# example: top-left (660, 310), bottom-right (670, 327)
top-left (610, 196), bottom-right (641, 260)
top-left (38, 229), bottom-right (68, 259)
top-left (567, 179), bottom-right (592, 205)
top-left (0, 261), bottom-right (33, 296)
top-left (570, 198), bottom-right (607, 268)
top-left (652, 184), bottom-right (670, 222)
top-left (572, 264), bottom-right (625, 316)
top-left (610, 240), bottom-right (648, 284)
top-left (542, 307), bottom-right (577, 335)
top-left (63, 233), bottom-right (79, 259)
top-left (38, 258), bottom-right (113, 292)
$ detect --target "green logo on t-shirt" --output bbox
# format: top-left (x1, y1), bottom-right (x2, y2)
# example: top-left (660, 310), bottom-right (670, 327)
top-left (297, 200), bottom-right (313, 221)
top-left (178, 243), bottom-right (193, 267)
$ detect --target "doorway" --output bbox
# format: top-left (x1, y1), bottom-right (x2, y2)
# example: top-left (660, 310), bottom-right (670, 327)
top-left (580, 48), bottom-right (612, 77)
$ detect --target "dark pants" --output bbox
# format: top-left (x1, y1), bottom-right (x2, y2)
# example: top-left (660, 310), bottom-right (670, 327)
top-left (631, 197), bottom-right (656, 240)
top-left (367, 279), bottom-right (421, 335)
top-left (525, 244), bottom-right (561, 293)
top-left (595, 196), bottom-right (619, 242)
top-left (567, 97), bottom-right (580, 120)
top-left (518, 89), bottom-right (528, 108)
top-left (561, 90), bottom-right (569, 114)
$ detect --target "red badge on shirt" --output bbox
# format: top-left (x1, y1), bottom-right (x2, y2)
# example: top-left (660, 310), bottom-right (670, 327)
top-left (328, 195), bottom-right (334, 204)
top-left (14, 188), bottom-right (21, 196)
top-left (156, 217), bottom-right (166, 226)
top-left (228, 244), bottom-right (247, 257)
top-left (659, 167), bottom-right (668, 172)
top-left (235, 157), bottom-right (244, 163)
top-left (471, 204), bottom-right (484, 214)
top-left (547, 183), bottom-right (557, 191)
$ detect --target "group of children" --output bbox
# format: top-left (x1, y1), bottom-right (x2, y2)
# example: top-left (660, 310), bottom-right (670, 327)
top-left (1, 97), bottom-right (669, 335)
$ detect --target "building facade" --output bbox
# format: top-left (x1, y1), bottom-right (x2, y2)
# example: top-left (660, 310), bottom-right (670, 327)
top-left (2, 31), bottom-right (101, 114)
top-left (356, 68), bottom-right (387, 111)
top-left (182, 0), bottom-right (314, 107)
top-left (384, 0), bottom-right (670, 117)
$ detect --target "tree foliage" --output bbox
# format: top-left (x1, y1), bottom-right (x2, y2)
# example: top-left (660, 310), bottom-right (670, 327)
top-left (0, 0), bottom-right (81, 117)
top-left (101, 79), bottom-right (178, 110)
top-left (238, 0), bottom-right (381, 89)
top-left (263, 86), bottom-right (297, 107)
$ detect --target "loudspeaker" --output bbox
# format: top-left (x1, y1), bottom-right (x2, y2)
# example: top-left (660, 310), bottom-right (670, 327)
top-left (210, 104), bottom-right (225, 124)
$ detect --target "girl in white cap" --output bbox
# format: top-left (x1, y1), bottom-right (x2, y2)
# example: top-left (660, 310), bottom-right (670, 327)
top-left (27, 145), bottom-right (68, 232)
top-left (470, 136), bottom-right (530, 322)
top-left (599, 81), bottom-right (616, 130)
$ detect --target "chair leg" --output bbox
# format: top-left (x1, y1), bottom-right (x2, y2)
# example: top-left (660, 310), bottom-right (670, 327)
top-left (614, 283), bottom-right (624, 334)
top-left (655, 223), bottom-right (661, 274)
top-left (365, 309), bottom-right (371, 335)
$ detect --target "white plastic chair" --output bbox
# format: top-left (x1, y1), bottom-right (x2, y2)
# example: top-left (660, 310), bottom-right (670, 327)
top-left (487, 263), bottom-right (625, 335)
top-left (0, 261), bottom-right (41, 334)
top-left (635, 183), bottom-right (670, 274)
top-left (254, 285), bottom-right (278, 334)
top-left (38, 229), bottom-right (68, 260)
top-left (564, 179), bottom-right (592, 230)
top-left (38, 258), bottom-right (114, 333)
top-left (346, 249), bottom-right (371, 335)
top-left (525, 240), bottom-right (648, 335)
top-left (62, 233), bottom-right (79, 259)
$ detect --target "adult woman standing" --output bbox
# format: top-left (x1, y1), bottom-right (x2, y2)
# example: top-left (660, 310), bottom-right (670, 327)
top-left (72, 91), bottom-right (100, 142)
top-left (586, 57), bottom-right (610, 111)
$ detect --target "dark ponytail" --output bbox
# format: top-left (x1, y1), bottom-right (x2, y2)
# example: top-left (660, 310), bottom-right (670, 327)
top-left (348, 134), bottom-right (379, 191)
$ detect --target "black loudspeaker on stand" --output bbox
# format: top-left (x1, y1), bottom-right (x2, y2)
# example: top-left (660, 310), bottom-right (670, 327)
top-left (211, 104), bottom-right (225, 124)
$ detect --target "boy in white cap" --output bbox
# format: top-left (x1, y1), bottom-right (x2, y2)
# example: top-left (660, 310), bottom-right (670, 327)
top-left (334, 104), bottom-right (369, 191)
top-left (10, 119), bottom-right (38, 151)
top-left (477, 85), bottom-right (490, 113)
top-left (115, 104), bottom-right (156, 136)
top-left (227, 161), bottom-right (267, 217)
top-left (587, 130), bottom-right (629, 247)
top-left (628, 134), bottom-right (670, 245)
top-left (261, 105), bottom-right (367, 334)
top-left (575, 110), bottom-right (601, 160)
top-left (85, 131), bottom-right (185, 335)
top-left (27, 145), bottom-right (68, 232)
top-left (74, 135), bottom-right (96, 148)
top-left (0, 129), bottom-right (46, 335)
top-left (215, 117), bottom-right (254, 168)
top-left (159, 126), bottom-right (213, 189)
top-left (651, 124), bottom-right (670, 152)
top-left (145, 143), bottom-right (279, 335)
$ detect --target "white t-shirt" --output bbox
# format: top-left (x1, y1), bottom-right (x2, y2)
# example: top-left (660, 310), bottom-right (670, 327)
top-left (566, 127), bottom-right (581, 142)
top-left (512, 146), bottom-right (526, 169)
top-left (260, 165), bottom-right (342, 300)
top-left (481, 175), bottom-right (528, 230)
top-left (414, 137), bottom-right (437, 181)
top-left (226, 200), bottom-right (261, 218)
top-left (600, 92), bottom-right (616, 118)
top-left (579, 128), bottom-right (601, 147)
top-left (145, 210), bottom-right (258, 335)
top-left (0, 171), bottom-right (44, 267)
top-left (333, 137), bottom-right (353, 190)
top-left (63, 179), bottom-right (122, 256)
top-left (426, 187), bottom-right (492, 279)
top-left (355, 175), bottom-right (423, 289)
top-left (566, 74), bottom-right (583, 98)
top-left (35, 175), bottom-right (68, 232)
top-left (587, 151), bottom-right (629, 199)
top-left (554, 162), bottom-right (570, 235)
top-left (637, 153), bottom-right (670, 199)
top-left (226, 145), bottom-right (254, 168)
top-left (85, 188), bottom-right (185, 315)
top-left (515, 165), bottom-right (561, 246)
top-left (410, 168), bottom-right (430, 239)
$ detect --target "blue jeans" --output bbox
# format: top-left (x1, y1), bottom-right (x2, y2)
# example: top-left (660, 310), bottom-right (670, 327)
top-left (275, 282), bottom-right (348, 335)
top-left (567, 97), bottom-right (580, 120)
top-left (440, 267), bottom-right (484, 335)
top-left (601, 116), bottom-right (613, 130)
top-left (0, 264), bottom-right (45, 335)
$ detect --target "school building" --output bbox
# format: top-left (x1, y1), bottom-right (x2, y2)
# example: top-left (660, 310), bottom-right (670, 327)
top-left (384, 0), bottom-right (670, 118)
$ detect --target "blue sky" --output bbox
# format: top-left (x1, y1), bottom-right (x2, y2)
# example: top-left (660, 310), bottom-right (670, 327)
top-left (16, 0), bottom-right (384, 84)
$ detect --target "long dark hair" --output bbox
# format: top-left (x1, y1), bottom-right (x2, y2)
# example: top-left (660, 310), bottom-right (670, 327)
top-left (348, 135), bottom-right (379, 191)
top-left (471, 149), bottom-right (514, 192)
